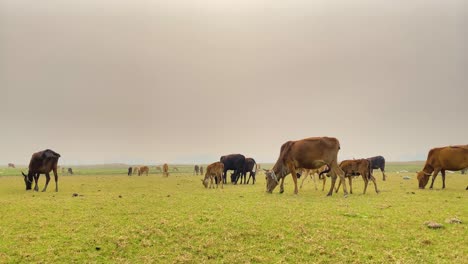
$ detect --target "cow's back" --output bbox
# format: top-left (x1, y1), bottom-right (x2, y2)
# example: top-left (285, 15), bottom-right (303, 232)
top-left (429, 146), bottom-right (468, 170)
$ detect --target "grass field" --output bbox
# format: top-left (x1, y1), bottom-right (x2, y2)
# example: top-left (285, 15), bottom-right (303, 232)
top-left (0, 164), bottom-right (467, 263)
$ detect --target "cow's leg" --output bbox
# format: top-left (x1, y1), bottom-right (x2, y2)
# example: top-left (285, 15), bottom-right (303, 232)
top-left (33, 173), bottom-right (40, 192)
top-left (279, 177), bottom-right (285, 193)
top-left (329, 164), bottom-right (348, 197)
top-left (53, 168), bottom-right (59, 192)
top-left (322, 176), bottom-right (326, 191)
top-left (42, 173), bottom-right (51, 192)
top-left (362, 174), bottom-right (369, 194)
top-left (335, 177), bottom-right (341, 193)
top-left (348, 177), bottom-right (353, 194)
top-left (381, 168), bottom-right (386, 181)
top-left (300, 171), bottom-right (308, 189)
top-left (312, 172), bottom-right (318, 190)
top-left (429, 169), bottom-right (441, 189)
top-left (327, 172), bottom-right (338, 196)
top-left (441, 170), bottom-right (446, 189)
top-left (370, 175), bottom-right (379, 193)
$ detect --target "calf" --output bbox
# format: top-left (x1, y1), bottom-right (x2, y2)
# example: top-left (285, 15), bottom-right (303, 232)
top-left (299, 165), bottom-right (328, 191)
top-left (202, 162), bottom-right (224, 189)
top-left (335, 159), bottom-right (379, 194)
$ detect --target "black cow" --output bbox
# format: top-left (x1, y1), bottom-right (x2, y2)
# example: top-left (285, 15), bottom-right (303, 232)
top-left (128, 167), bottom-right (133, 176)
top-left (367, 156), bottom-right (387, 181)
top-left (220, 154), bottom-right (245, 184)
top-left (22, 149), bottom-right (60, 192)
top-left (67, 168), bottom-right (74, 175)
top-left (235, 158), bottom-right (257, 184)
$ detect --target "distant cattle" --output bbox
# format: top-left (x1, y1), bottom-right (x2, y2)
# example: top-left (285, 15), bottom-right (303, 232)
top-left (220, 154), bottom-right (245, 184)
top-left (172, 167), bottom-right (179, 172)
top-left (8, 163), bottom-right (15, 168)
top-left (264, 137), bottom-right (347, 196)
top-left (367, 156), bottom-right (387, 181)
top-left (202, 162), bottom-right (224, 189)
top-left (335, 159), bottom-right (379, 194)
top-left (138, 166), bottom-right (149, 176)
top-left (67, 168), bottom-right (74, 175)
top-left (163, 163), bottom-right (169, 177)
top-left (237, 158), bottom-right (257, 185)
top-left (299, 165), bottom-right (328, 191)
top-left (128, 167), bottom-right (133, 176)
top-left (417, 145), bottom-right (468, 189)
top-left (22, 149), bottom-right (60, 192)
top-left (200, 166), bottom-right (204, 175)
top-left (133, 167), bottom-right (139, 175)
top-left (155, 166), bottom-right (162, 172)
top-left (194, 165), bottom-right (200, 175)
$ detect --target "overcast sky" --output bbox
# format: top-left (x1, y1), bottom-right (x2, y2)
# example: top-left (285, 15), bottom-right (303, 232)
top-left (1, 0), bottom-right (467, 165)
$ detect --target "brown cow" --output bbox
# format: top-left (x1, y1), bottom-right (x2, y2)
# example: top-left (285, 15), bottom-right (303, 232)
top-left (163, 163), bottom-right (169, 177)
top-left (8, 163), bottom-right (15, 168)
top-left (417, 145), bottom-right (468, 189)
top-left (133, 167), bottom-right (139, 175)
top-left (21, 149), bottom-right (60, 192)
top-left (194, 165), bottom-right (200, 175)
top-left (335, 159), bottom-right (379, 194)
top-left (202, 162), bottom-right (224, 189)
top-left (264, 137), bottom-right (347, 196)
top-left (299, 165), bottom-right (328, 191)
top-left (138, 166), bottom-right (149, 176)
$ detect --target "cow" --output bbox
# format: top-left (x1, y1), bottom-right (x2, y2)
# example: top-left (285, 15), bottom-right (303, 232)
top-left (200, 166), bottom-right (204, 175)
top-left (133, 167), bottom-right (139, 175)
top-left (239, 158), bottom-right (257, 184)
top-left (8, 163), bottom-right (15, 168)
top-left (367, 156), bottom-right (387, 181)
top-left (128, 167), bottom-right (133, 176)
top-left (138, 166), bottom-right (149, 176)
top-left (163, 163), bottom-right (169, 177)
top-left (21, 149), bottom-right (60, 192)
top-left (264, 137), bottom-right (348, 196)
top-left (335, 159), bottom-right (379, 194)
top-left (202, 162), bottom-right (224, 189)
top-left (194, 165), bottom-right (200, 175)
top-left (299, 165), bottom-right (328, 191)
top-left (67, 168), bottom-right (73, 175)
top-left (220, 154), bottom-right (245, 184)
top-left (417, 145), bottom-right (468, 189)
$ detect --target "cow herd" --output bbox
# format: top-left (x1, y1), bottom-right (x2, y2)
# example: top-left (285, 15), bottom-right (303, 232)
top-left (16, 137), bottom-right (468, 194)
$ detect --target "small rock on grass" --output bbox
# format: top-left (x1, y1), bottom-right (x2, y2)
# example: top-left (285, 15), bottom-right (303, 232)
top-left (424, 221), bottom-right (444, 229)
top-left (445, 218), bottom-right (462, 224)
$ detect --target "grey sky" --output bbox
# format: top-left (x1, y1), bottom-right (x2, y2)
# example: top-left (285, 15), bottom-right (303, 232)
top-left (1, 0), bottom-right (467, 165)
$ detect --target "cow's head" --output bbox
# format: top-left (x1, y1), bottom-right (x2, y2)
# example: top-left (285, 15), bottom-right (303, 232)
top-left (417, 171), bottom-right (431, 189)
top-left (264, 169), bottom-right (279, 193)
top-left (201, 179), bottom-right (209, 188)
top-left (21, 171), bottom-right (33, 190)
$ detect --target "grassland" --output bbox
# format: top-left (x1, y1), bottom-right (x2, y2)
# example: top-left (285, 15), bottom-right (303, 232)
top-left (0, 163), bottom-right (466, 263)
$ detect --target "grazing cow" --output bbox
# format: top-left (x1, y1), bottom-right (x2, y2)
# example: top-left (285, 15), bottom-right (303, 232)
top-left (202, 162), bottom-right (224, 189)
top-left (128, 167), bottom-right (133, 176)
top-left (264, 137), bottom-right (347, 196)
top-left (299, 165), bottom-right (328, 191)
top-left (240, 158), bottom-right (257, 185)
top-left (194, 165), bottom-right (200, 175)
top-left (335, 159), bottom-right (379, 194)
top-left (200, 166), bottom-right (204, 175)
top-left (21, 149), bottom-right (60, 192)
top-left (138, 166), bottom-right (149, 176)
top-left (163, 163), bottom-right (169, 177)
top-left (417, 145), bottom-right (468, 189)
top-left (8, 163), bottom-right (15, 168)
top-left (367, 156), bottom-right (387, 181)
top-left (220, 154), bottom-right (245, 184)
top-left (67, 168), bottom-right (74, 175)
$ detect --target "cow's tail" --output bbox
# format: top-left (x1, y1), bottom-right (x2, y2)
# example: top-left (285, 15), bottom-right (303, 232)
top-left (319, 166), bottom-right (331, 179)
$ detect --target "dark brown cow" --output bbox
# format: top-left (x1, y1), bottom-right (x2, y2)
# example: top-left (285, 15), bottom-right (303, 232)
top-left (335, 159), bottom-right (379, 194)
top-left (200, 166), bottom-right (204, 175)
top-left (202, 162), bottom-right (224, 189)
top-left (21, 149), bottom-right (60, 192)
top-left (194, 165), bottom-right (200, 175)
top-left (264, 137), bottom-right (347, 196)
top-left (163, 163), bottom-right (169, 177)
top-left (417, 145), bottom-right (468, 189)
top-left (8, 163), bottom-right (15, 168)
top-left (138, 166), bottom-right (149, 176)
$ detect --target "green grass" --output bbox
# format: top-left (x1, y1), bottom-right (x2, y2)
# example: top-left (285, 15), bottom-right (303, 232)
top-left (0, 164), bottom-right (466, 263)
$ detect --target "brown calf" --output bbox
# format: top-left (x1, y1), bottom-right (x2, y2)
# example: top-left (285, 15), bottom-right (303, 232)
top-left (202, 162), bottom-right (224, 189)
top-left (335, 159), bottom-right (379, 194)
